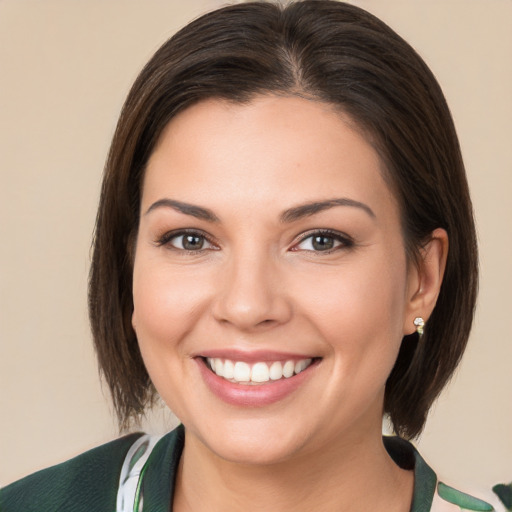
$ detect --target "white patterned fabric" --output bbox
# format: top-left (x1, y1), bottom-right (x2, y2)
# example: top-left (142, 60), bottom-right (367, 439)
top-left (116, 434), bottom-right (162, 512)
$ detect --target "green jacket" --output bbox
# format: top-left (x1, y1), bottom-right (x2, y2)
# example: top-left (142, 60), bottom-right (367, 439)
top-left (1, 425), bottom-right (505, 512)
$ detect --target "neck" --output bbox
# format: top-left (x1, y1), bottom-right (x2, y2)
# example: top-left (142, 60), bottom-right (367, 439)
top-left (173, 424), bottom-right (413, 512)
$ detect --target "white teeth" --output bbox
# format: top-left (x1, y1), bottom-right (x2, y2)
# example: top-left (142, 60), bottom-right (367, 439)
top-left (214, 358), bottom-right (224, 377)
top-left (251, 362), bottom-right (270, 383)
top-left (233, 361), bottom-right (251, 382)
top-left (283, 360), bottom-right (295, 378)
top-left (205, 357), bottom-right (314, 384)
top-left (223, 359), bottom-right (234, 379)
top-left (269, 361), bottom-right (283, 380)
top-left (294, 358), bottom-right (312, 374)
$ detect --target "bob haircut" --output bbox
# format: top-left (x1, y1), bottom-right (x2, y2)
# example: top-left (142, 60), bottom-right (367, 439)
top-left (89, 0), bottom-right (478, 439)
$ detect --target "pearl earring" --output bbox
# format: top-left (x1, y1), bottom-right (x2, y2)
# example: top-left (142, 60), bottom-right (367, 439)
top-left (413, 317), bottom-right (425, 336)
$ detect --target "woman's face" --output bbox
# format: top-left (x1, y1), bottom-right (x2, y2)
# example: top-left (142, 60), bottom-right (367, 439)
top-left (132, 95), bottom-right (420, 464)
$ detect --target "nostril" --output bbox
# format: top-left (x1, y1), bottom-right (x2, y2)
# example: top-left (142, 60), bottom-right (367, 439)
top-left (211, 268), bottom-right (293, 330)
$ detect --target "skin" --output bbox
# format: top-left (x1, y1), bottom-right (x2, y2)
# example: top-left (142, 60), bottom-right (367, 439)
top-left (132, 95), bottom-right (448, 511)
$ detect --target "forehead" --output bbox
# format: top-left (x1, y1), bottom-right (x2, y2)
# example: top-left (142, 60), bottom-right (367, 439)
top-left (143, 95), bottom-right (398, 222)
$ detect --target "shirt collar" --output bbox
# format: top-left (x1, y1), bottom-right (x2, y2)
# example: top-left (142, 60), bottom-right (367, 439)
top-left (141, 426), bottom-right (437, 512)
top-left (384, 436), bottom-right (437, 512)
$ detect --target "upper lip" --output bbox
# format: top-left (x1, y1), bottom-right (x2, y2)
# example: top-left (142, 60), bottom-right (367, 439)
top-left (194, 349), bottom-right (319, 363)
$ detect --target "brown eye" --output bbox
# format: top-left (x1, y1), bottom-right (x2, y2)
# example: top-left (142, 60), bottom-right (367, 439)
top-left (293, 230), bottom-right (353, 253)
top-left (180, 234), bottom-right (205, 250)
top-left (311, 235), bottom-right (335, 251)
top-left (157, 230), bottom-right (216, 252)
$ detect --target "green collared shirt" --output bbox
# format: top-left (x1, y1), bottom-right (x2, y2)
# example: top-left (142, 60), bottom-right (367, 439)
top-left (0, 425), bottom-right (504, 511)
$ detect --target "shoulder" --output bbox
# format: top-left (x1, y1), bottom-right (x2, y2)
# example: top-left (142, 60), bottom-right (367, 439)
top-left (432, 482), bottom-right (499, 511)
top-left (383, 436), bottom-right (505, 512)
top-left (0, 433), bottom-right (143, 512)
top-left (431, 481), bottom-right (512, 512)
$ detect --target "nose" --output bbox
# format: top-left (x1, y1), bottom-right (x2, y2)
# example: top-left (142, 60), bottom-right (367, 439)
top-left (211, 249), bottom-right (293, 331)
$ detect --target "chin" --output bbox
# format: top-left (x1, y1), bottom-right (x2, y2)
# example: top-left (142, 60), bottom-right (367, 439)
top-left (208, 434), bottom-right (304, 466)
top-left (186, 414), bottom-right (312, 466)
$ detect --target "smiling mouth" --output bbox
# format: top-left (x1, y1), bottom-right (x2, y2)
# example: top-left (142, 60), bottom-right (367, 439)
top-left (203, 357), bottom-right (318, 385)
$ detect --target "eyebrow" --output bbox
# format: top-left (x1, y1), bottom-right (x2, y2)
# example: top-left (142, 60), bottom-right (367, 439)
top-left (145, 199), bottom-right (219, 222)
top-left (144, 197), bottom-right (375, 224)
top-left (280, 198), bottom-right (376, 223)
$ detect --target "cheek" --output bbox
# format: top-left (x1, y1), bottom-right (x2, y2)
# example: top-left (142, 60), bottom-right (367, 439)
top-left (132, 258), bottom-right (210, 349)
top-left (295, 252), bottom-right (408, 361)
top-left (131, 257), bottom-right (215, 414)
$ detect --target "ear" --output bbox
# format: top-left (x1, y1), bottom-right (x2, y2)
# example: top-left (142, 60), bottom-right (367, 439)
top-left (403, 228), bottom-right (449, 335)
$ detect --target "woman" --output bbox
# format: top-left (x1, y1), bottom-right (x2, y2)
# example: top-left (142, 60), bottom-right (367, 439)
top-left (1, 1), bottom-right (507, 511)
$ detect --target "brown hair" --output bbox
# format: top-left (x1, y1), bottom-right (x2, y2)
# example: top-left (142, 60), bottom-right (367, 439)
top-left (89, 0), bottom-right (478, 439)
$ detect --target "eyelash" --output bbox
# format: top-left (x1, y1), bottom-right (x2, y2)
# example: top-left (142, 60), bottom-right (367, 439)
top-left (155, 229), bottom-right (218, 254)
top-left (292, 229), bottom-right (354, 254)
top-left (155, 229), bottom-right (353, 255)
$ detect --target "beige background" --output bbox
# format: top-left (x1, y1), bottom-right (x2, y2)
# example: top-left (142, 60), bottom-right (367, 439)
top-left (1, 0), bottom-right (511, 491)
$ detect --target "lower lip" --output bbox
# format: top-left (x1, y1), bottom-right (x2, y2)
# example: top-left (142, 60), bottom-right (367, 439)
top-left (196, 358), bottom-right (318, 407)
